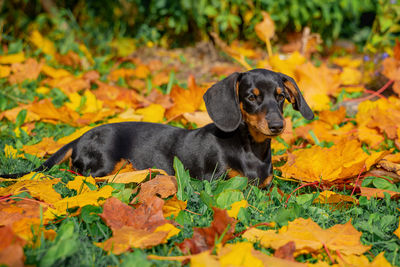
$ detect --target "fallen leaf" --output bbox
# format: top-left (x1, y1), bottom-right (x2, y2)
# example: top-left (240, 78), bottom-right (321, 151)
top-left (95, 169), bottom-right (168, 184)
top-left (226, 199), bottom-right (248, 219)
top-left (179, 207), bottom-right (237, 254)
top-left (243, 218), bottom-right (370, 256)
top-left (29, 30), bottom-right (56, 56)
top-left (360, 187), bottom-right (400, 199)
top-left (133, 175), bottom-right (177, 203)
top-left (313, 191), bottom-right (357, 204)
top-left (273, 241), bottom-right (296, 261)
top-left (0, 226), bottom-right (26, 267)
top-left (135, 104), bottom-right (165, 123)
top-left (165, 75), bottom-right (207, 119)
top-left (66, 176), bottom-right (97, 194)
top-left (219, 242), bottom-right (264, 267)
top-left (337, 252), bottom-right (392, 267)
top-left (9, 58), bottom-right (43, 84)
top-left (280, 139), bottom-right (387, 183)
top-left (0, 65), bottom-right (11, 78)
top-left (182, 111), bottom-right (212, 127)
top-left (162, 195), bottom-right (187, 218)
top-left (0, 52), bottom-right (25, 64)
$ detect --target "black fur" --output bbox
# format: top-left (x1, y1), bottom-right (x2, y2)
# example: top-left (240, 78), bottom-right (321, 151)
top-left (1, 69), bottom-right (314, 186)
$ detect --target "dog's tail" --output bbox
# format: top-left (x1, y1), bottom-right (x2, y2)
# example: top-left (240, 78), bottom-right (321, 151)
top-left (0, 139), bottom-right (78, 179)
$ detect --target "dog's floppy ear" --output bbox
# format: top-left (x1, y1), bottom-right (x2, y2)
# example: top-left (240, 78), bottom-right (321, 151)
top-left (204, 72), bottom-right (242, 132)
top-left (279, 73), bottom-right (314, 120)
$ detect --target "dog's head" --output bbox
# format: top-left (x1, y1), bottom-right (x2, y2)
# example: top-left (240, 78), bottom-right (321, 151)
top-left (204, 69), bottom-right (314, 140)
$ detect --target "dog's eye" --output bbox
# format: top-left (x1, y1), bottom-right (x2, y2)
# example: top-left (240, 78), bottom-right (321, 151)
top-left (277, 94), bottom-right (285, 101)
top-left (247, 95), bottom-right (256, 102)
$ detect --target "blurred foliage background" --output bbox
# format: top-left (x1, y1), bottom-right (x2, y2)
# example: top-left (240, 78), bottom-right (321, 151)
top-left (0, 0), bottom-right (399, 53)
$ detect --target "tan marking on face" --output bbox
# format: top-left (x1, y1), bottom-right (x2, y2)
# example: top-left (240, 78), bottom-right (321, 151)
top-left (59, 148), bottom-right (73, 165)
top-left (276, 87), bottom-right (282, 95)
top-left (259, 175), bottom-right (274, 188)
top-left (240, 103), bottom-right (273, 142)
top-left (227, 168), bottom-right (243, 178)
top-left (253, 88), bottom-right (260, 96)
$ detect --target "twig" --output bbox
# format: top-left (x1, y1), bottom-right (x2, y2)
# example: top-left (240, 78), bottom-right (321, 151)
top-left (350, 165), bottom-right (365, 197)
top-left (285, 181), bottom-right (319, 206)
top-left (323, 243), bottom-right (334, 264)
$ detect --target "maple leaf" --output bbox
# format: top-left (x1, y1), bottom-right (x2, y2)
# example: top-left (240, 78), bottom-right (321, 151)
top-left (0, 65), bottom-right (11, 78)
top-left (95, 169), bottom-right (168, 184)
top-left (66, 176), bottom-right (97, 194)
top-left (360, 187), bottom-right (400, 200)
top-left (273, 241), bottom-right (296, 262)
top-left (135, 104), bottom-right (165, 123)
top-left (21, 137), bottom-right (61, 158)
top-left (0, 199), bottom-right (46, 227)
top-left (219, 242), bottom-right (264, 267)
top-left (0, 175), bottom-right (62, 204)
top-left (179, 207), bottom-right (237, 254)
top-left (44, 185), bottom-right (114, 221)
top-left (243, 218), bottom-right (370, 256)
top-left (280, 139), bottom-right (387, 183)
top-left (29, 30), bottom-right (56, 56)
top-left (9, 58), bottom-right (43, 84)
top-left (182, 111), bottom-right (212, 127)
top-left (165, 75), bottom-right (207, 119)
top-left (41, 64), bottom-right (71, 79)
top-left (255, 12), bottom-right (275, 43)
top-left (267, 51), bottom-right (306, 78)
top-left (96, 197), bottom-right (179, 254)
top-left (133, 175), bottom-right (177, 203)
top-left (313, 191), bottom-right (356, 205)
top-left (226, 199), bottom-right (248, 219)
top-left (162, 195), bottom-right (187, 218)
top-left (337, 252), bottom-right (392, 267)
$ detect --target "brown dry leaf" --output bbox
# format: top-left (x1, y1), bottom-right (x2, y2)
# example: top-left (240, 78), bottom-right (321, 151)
top-left (280, 139), bottom-right (387, 183)
top-left (95, 169), bottom-right (168, 184)
top-left (9, 58), bottom-right (43, 84)
top-left (273, 241), bottom-right (296, 261)
top-left (243, 218), bottom-right (370, 256)
top-left (360, 187), bottom-right (400, 199)
top-left (165, 75), bottom-right (207, 119)
top-left (0, 226), bottom-right (26, 267)
top-left (96, 197), bottom-right (179, 254)
top-left (163, 195), bottom-right (187, 218)
top-left (179, 207), bottom-right (237, 254)
top-left (255, 12), bottom-right (275, 43)
top-left (377, 159), bottom-right (400, 176)
top-left (133, 175), bottom-right (177, 203)
top-left (101, 197), bottom-right (166, 232)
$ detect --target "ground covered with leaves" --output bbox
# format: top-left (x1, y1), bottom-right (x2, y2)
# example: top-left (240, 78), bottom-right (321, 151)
top-left (1, 15), bottom-right (400, 267)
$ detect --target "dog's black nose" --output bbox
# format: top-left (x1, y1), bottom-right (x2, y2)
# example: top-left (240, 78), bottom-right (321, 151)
top-left (269, 121), bottom-right (284, 134)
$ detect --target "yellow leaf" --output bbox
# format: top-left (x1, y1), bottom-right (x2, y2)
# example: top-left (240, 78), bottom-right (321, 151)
top-left (337, 252), bottom-right (391, 267)
top-left (280, 139), bottom-right (387, 182)
top-left (57, 125), bottom-right (95, 145)
top-left (135, 104), bottom-right (165, 123)
top-left (268, 51), bottom-right (306, 78)
top-left (190, 251), bottom-right (220, 267)
top-left (36, 86), bottom-right (51, 94)
top-left (162, 195), bottom-right (187, 218)
top-left (41, 64), bottom-right (71, 78)
top-left (243, 218), bottom-right (370, 256)
top-left (14, 126), bottom-right (28, 138)
top-left (339, 67), bottom-right (362, 85)
top-left (0, 175), bottom-right (62, 204)
top-left (95, 169), bottom-right (168, 184)
top-left (227, 199), bottom-right (248, 219)
top-left (182, 111), bottom-right (212, 127)
top-left (313, 191), bottom-right (356, 204)
top-left (110, 38), bottom-right (137, 57)
top-left (21, 137), bottom-right (61, 158)
top-left (0, 65), bottom-right (11, 78)
top-left (219, 242), bottom-right (263, 267)
top-left (66, 176), bottom-right (97, 194)
top-left (12, 218), bottom-right (56, 246)
top-left (44, 185), bottom-right (114, 221)
top-left (154, 223), bottom-right (181, 240)
top-left (29, 30), bottom-right (56, 56)
top-left (0, 52), bottom-right (25, 64)
top-left (78, 44), bottom-right (94, 64)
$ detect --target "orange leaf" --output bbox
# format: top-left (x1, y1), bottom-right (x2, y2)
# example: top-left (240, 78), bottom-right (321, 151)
top-left (165, 75), bottom-right (207, 119)
top-left (133, 175), bottom-right (177, 203)
top-left (360, 187), bottom-right (400, 199)
top-left (243, 218), bottom-right (370, 255)
top-left (9, 58), bottom-right (43, 84)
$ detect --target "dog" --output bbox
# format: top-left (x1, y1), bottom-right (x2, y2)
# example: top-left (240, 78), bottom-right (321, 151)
top-left (1, 69), bottom-right (314, 187)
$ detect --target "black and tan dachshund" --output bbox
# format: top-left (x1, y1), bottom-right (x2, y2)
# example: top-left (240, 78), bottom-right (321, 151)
top-left (1, 69), bottom-right (314, 187)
